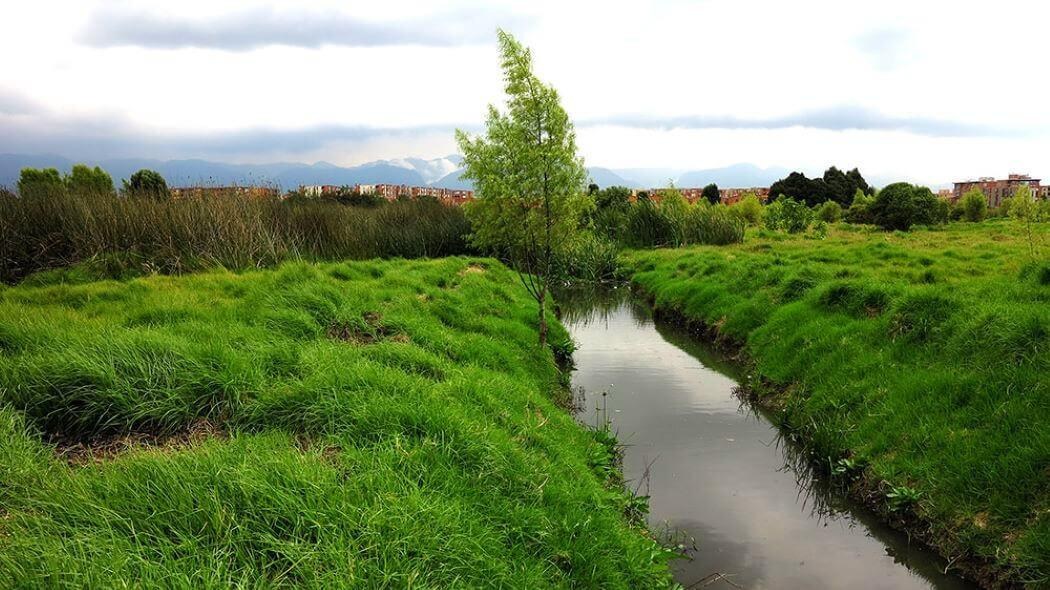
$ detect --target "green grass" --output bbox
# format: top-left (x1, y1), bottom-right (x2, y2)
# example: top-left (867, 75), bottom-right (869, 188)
top-left (0, 257), bottom-right (672, 588)
top-left (622, 221), bottom-right (1049, 586)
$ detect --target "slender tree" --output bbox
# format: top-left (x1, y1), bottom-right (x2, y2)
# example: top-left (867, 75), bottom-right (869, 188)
top-left (456, 30), bottom-right (588, 347)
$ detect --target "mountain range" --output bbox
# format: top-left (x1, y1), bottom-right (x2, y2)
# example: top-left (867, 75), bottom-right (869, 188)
top-left (1, 153), bottom-right (885, 192)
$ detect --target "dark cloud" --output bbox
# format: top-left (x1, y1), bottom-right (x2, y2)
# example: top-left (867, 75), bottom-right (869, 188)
top-left (583, 105), bottom-right (1024, 138)
top-left (79, 7), bottom-right (529, 50)
top-left (0, 96), bottom-right (466, 161)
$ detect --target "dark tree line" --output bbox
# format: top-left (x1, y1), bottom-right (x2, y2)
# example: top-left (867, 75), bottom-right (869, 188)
top-left (769, 166), bottom-right (874, 207)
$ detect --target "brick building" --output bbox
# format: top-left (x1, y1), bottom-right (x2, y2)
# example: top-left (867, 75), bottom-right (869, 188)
top-left (170, 186), bottom-right (280, 199)
top-left (952, 174), bottom-right (1042, 208)
top-left (298, 183), bottom-right (474, 205)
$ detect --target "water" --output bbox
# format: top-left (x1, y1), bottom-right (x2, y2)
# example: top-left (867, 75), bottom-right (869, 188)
top-left (560, 290), bottom-right (976, 590)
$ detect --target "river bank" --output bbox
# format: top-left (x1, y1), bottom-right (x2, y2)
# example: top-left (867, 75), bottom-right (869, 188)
top-left (620, 222), bottom-right (1049, 588)
top-left (0, 258), bottom-right (673, 588)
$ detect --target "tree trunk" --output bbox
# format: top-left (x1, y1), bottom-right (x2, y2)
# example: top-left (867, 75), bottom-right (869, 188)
top-left (537, 286), bottom-right (548, 347)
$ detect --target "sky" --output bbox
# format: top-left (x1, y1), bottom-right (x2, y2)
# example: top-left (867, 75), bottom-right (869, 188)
top-left (2, 0), bottom-right (1049, 185)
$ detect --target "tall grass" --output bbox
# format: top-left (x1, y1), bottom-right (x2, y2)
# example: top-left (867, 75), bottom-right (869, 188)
top-left (0, 191), bottom-right (471, 282)
top-left (622, 222), bottom-right (1050, 586)
top-left (0, 257), bottom-right (673, 587)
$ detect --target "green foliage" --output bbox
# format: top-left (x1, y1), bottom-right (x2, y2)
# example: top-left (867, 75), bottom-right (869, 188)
top-left (868, 182), bottom-right (944, 231)
top-left (122, 169), bottom-right (170, 199)
top-left (590, 186), bottom-right (632, 240)
top-left (659, 188), bottom-right (690, 246)
top-left (770, 167), bottom-right (872, 207)
top-left (959, 188), bottom-right (988, 222)
top-left (0, 258), bottom-right (673, 587)
top-left (65, 164), bottom-right (114, 197)
top-left (17, 167), bottom-right (65, 199)
top-left (0, 192), bottom-right (471, 282)
top-left (622, 222), bottom-right (1050, 584)
top-left (764, 197), bottom-right (812, 233)
top-left (701, 183), bottom-right (720, 205)
top-left (683, 204), bottom-right (745, 245)
top-left (625, 197), bottom-right (675, 247)
top-left (886, 485), bottom-right (923, 512)
top-left (553, 231), bottom-right (621, 283)
top-left (844, 190), bottom-right (875, 224)
top-left (455, 30), bottom-right (587, 344)
top-left (729, 193), bottom-right (763, 226)
top-left (815, 200), bottom-right (843, 223)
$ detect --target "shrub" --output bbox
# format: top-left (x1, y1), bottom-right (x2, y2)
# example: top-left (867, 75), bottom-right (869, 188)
top-left (816, 201), bottom-right (843, 223)
top-left (683, 205), bottom-right (745, 245)
top-left (17, 168), bottom-right (65, 199)
top-left (122, 169), bottom-right (170, 199)
top-left (764, 197), bottom-right (812, 233)
top-left (959, 188), bottom-right (988, 222)
top-left (844, 191), bottom-right (875, 224)
top-left (868, 182), bottom-right (943, 231)
top-left (729, 193), bottom-right (763, 226)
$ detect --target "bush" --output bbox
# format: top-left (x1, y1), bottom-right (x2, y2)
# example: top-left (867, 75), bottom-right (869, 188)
top-left (816, 201), bottom-right (843, 223)
top-left (868, 182), bottom-right (944, 231)
top-left (683, 205), bottom-right (745, 245)
top-left (959, 188), bottom-right (988, 222)
top-left (844, 191), bottom-right (875, 224)
top-left (764, 197), bottom-right (812, 233)
top-left (729, 193), bottom-right (763, 226)
top-left (122, 169), bottom-right (170, 199)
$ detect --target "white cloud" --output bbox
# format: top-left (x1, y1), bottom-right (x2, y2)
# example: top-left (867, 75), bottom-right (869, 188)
top-left (1, 0), bottom-right (1048, 184)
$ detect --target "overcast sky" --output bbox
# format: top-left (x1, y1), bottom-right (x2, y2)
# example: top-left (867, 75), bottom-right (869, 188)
top-left (2, 0), bottom-right (1048, 184)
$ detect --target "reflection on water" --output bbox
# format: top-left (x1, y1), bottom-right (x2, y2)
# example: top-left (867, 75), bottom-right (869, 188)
top-left (558, 288), bottom-right (976, 590)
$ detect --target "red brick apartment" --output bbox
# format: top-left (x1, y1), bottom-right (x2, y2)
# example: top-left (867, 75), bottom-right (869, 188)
top-left (952, 174), bottom-right (1043, 208)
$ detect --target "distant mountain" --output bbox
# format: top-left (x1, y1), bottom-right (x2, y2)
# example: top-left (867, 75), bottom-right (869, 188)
top-left (674, 163), bottom-right (791, 188)
top-left (0, 154), bottom-right (473, 190)
top-left (431, 166), bottom-right (642, 191)
top-left (1, 154), bottom-right (893, 194)
top-left (586, 167), bottom-right (641, 188)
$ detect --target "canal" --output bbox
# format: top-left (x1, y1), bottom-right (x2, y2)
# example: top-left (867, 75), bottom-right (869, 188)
top-left (561, 290), bottom-right (976, 589)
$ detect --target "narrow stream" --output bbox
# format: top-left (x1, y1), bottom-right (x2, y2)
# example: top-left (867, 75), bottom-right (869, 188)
top-left (560, 290), bottom-right (976, 590)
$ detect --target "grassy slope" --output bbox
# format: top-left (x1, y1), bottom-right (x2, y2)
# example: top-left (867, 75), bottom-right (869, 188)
top-left (622, 221), bottom-right (1049, 587)
top-left (0, 258), bottom-right (671, 588)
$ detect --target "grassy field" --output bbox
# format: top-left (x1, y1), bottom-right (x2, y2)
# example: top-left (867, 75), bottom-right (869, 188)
top-left (622, 221), bottom-right (1049, 587)
top-left (0, 257), bottom-right (672, 588)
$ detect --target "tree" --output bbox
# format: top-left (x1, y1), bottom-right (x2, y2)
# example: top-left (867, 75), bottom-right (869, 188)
top-left (702, 183), bottom-right (720, 205)
top-left (123, 169), bottom-right (169, 199)
top-left (17, 167), bottom-right (65, 198)
top-left (587, 183), bottom-right (600, 195)
top-left (846, 168), bottom-right (873, 197)
top-left (456, 30), bottom-right (588, 347)
top-left (822, 166), bottom-right (853, 205)
top-left (959, 188), bottom-right (988, 222)
top-left (869, 182), bottom-right (943, 231)
top-left (769, 172), bottom-right (814, 205)
top-left (65, 164), bottom-right (114, 197)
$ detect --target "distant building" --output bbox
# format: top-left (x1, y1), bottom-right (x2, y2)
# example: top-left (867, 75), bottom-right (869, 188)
top-left (298, 183), bottom-right (474, 205)
top-left (170, 186), bottom-right (280, 199)
top-left (629, 187), bottom-right (770, 205)
top-left (937, 189), bottom-right (954, 200)
top-left (952, 174), bottom-right (1042, 208)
